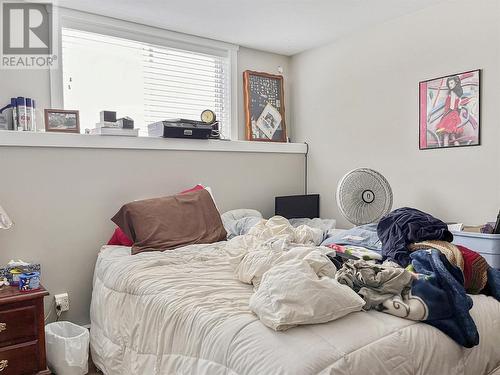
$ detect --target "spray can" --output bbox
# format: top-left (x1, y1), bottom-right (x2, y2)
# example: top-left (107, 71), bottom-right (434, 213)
top-left (17, 97), bottom-right (26, 131)
top-left (25, 98), bottom-right (33, 131)
top-left (10, 98), bottom-right (18, 130)
top-left (31, 99), bottom-right (36, 132)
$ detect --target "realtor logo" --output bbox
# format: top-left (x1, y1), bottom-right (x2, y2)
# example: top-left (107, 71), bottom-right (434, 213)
top-left (1, 1), bottom-right (56, 68)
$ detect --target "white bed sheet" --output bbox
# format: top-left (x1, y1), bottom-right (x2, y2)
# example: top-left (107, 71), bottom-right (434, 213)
top-left (90, 244), bottom-right (500, 375)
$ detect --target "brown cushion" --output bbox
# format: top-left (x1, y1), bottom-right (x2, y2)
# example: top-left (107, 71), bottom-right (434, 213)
top-left (111, 189), bottom-right (227, 254)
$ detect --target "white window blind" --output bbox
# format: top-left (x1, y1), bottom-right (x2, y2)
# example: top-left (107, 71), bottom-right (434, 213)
top-left (61, 28), bottom-right (231, 137)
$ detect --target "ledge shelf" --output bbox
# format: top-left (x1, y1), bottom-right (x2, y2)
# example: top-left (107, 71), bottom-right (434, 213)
top-left (0, 131), bottom-right (307, 154)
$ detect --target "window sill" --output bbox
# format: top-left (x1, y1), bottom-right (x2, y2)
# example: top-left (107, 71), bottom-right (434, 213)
top-left (0, 131), bottom-right (307, 154)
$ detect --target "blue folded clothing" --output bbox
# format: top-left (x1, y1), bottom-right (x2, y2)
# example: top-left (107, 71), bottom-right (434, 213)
top-left (410, 249), bottom-right (479, 348)
top-left (321, 223), bottom-right (382, 252)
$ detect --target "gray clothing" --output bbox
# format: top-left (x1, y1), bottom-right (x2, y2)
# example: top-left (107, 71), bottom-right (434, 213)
top-left (335, 260), bottom-right (413, 310)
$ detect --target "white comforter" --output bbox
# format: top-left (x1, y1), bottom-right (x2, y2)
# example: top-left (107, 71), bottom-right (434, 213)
top-left (91, 241), bottom-right (500, 374)
top-left (223, 216), bottom-right (365, 330)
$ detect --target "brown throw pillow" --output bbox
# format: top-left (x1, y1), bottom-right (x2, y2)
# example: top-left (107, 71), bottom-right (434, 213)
top-left (111, 189), bottom-right (227, 254)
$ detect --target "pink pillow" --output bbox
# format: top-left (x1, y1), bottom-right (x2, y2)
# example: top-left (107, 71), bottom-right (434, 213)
top-left (107, 185), bottom-right (208, 247)
top-left (107, 227), bottom-right (133, 246)
top-left (179, 184), bottom-right (205, 194)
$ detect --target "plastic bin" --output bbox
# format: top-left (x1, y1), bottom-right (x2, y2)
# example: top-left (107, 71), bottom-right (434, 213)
top-left (452, 231), bottom-right (500, 269)
top-left (45, 321), bottom-right (89, 375)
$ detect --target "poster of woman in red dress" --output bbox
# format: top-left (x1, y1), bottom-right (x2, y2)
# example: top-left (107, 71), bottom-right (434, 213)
top-left (419, 70), bottom-right (480, 149)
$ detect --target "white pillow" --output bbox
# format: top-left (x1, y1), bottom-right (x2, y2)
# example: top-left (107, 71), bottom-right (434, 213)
top-left (221, 209), bottom-right (263, 222)
top-left (249, 255), bottom-right (365, 331)
top-left (195, 184), bottom-right (218, 211)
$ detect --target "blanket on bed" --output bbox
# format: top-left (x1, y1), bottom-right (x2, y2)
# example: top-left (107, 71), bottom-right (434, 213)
top-left (224, 216), bottom-right (365, 330)
top-left (381, 249), bottom-right (479, 347)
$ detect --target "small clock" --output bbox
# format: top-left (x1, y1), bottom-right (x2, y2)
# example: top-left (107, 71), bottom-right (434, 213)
top-left (201, 109), bottom-right (216, 124)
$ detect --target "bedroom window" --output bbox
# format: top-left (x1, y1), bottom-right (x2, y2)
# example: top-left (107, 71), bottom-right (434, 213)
top-left (60, 27), bottom-right (233, 138)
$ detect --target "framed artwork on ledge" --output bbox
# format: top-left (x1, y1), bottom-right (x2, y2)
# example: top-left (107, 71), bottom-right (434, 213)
top-left (243, 70), bottom-right (286, 142)
top-left (419, 69), bottom-right (480, 150)
top-left (44, 109), bottom-right (80, 133)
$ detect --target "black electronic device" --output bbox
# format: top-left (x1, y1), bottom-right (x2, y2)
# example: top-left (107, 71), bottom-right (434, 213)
top-left (117, 117), bottom-right (134, 129)
top-left (100, 110), bottom-right (116, 123)
top-left (148, 119), bottom-right (213, 139)
top-left (275, 194), bottom-right (320, 219)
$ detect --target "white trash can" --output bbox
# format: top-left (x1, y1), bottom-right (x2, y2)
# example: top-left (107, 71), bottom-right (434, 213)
top-left (45, 321), bottom-right (89, 375)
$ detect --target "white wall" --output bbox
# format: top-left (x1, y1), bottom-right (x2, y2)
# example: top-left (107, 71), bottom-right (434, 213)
top-left (0, 147), bottom-right (304, 324)
top-left (291, 0), bottom-right (500, 228)
top-left (0, 69), bottom-right (51, 122)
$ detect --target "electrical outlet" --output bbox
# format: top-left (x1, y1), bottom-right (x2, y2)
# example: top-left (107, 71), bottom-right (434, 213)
top-left (54, 293), bottom-right (70, 312)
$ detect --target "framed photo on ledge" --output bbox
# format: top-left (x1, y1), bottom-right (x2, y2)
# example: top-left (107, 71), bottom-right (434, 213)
top-left (44, 109), bottom-right (80, 133)
top-left (419, 69), bottom-right (480, 150)
top-left (243, 70), bottom-right (286, 142)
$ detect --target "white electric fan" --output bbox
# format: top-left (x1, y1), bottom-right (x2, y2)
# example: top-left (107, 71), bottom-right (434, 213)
top-left (336, 168), bottom-right (393, 225)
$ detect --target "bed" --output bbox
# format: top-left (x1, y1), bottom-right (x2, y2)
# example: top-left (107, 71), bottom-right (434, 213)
top-left (90, 242), bottom-right (500, 375)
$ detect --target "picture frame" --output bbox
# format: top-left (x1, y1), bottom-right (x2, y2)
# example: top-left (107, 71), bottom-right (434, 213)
top-left (419, 69), bottom-right (480, 150)
top-left (44, 109), bottom-right (80, 133)
top-left (243, 70), bottom-right (286, 142)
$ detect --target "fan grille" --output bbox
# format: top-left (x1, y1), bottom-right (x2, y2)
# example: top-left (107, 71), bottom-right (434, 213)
top-left (336, 168), bottom-right (393, 226)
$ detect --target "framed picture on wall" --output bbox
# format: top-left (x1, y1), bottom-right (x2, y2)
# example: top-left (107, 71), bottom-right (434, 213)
top-left (243, 70), bottom-right (287, 142)
top-left (419, 69), bottom-right (480, 150)
top-left (44, 109), bottom-right (80, 133)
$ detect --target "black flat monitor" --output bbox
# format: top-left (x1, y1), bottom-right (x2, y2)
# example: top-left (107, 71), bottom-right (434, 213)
top-left (275, 194), bottom-right (320, 219)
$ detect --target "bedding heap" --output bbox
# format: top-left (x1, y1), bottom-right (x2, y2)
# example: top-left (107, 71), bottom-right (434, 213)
top-left (326, 207), bottom-right (500, 348)
top-left (223, 216), bottom-right (365, 330)
top-left (222, 211), bottom-right (500, 346)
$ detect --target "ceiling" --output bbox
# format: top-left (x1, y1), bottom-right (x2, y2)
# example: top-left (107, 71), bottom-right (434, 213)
top-left (57, 0), bottom-right (443, 56)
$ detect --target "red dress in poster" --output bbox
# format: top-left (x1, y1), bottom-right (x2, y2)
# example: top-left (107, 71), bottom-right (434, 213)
top-left (436, 94), bottom-right (463, 135)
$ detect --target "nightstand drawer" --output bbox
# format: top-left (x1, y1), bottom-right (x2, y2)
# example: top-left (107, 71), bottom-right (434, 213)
top-left (0, 306), bottom-right (37, 347)
top-left (0, 341), bottom-right (38, 374)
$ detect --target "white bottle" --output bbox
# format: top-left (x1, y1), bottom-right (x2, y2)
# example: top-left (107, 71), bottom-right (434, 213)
top-left (0, 105), bottom-right (8, 130)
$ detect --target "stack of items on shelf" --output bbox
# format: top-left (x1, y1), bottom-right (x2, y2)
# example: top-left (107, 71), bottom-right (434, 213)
top-left (0, 97), bottom-right (37, 131)
top-left (90, 111), bottom-right (138, 136)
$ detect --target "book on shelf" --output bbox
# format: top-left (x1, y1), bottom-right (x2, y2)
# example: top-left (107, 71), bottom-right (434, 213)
top-left (90, 127), bottom-right (139, 136)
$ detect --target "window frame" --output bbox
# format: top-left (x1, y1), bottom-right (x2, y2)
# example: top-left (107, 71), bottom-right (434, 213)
top-left (50, 7), bottom-right (239, 139)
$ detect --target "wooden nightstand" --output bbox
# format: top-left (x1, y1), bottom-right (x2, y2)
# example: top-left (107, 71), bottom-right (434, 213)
top-left (0, 285), bottom-right (50, 374)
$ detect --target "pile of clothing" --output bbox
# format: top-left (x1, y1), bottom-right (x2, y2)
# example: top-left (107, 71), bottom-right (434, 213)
top-left (330, 207), bottom-right (500, 348)
top-left (222, 209), bottom-right (499, 348)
